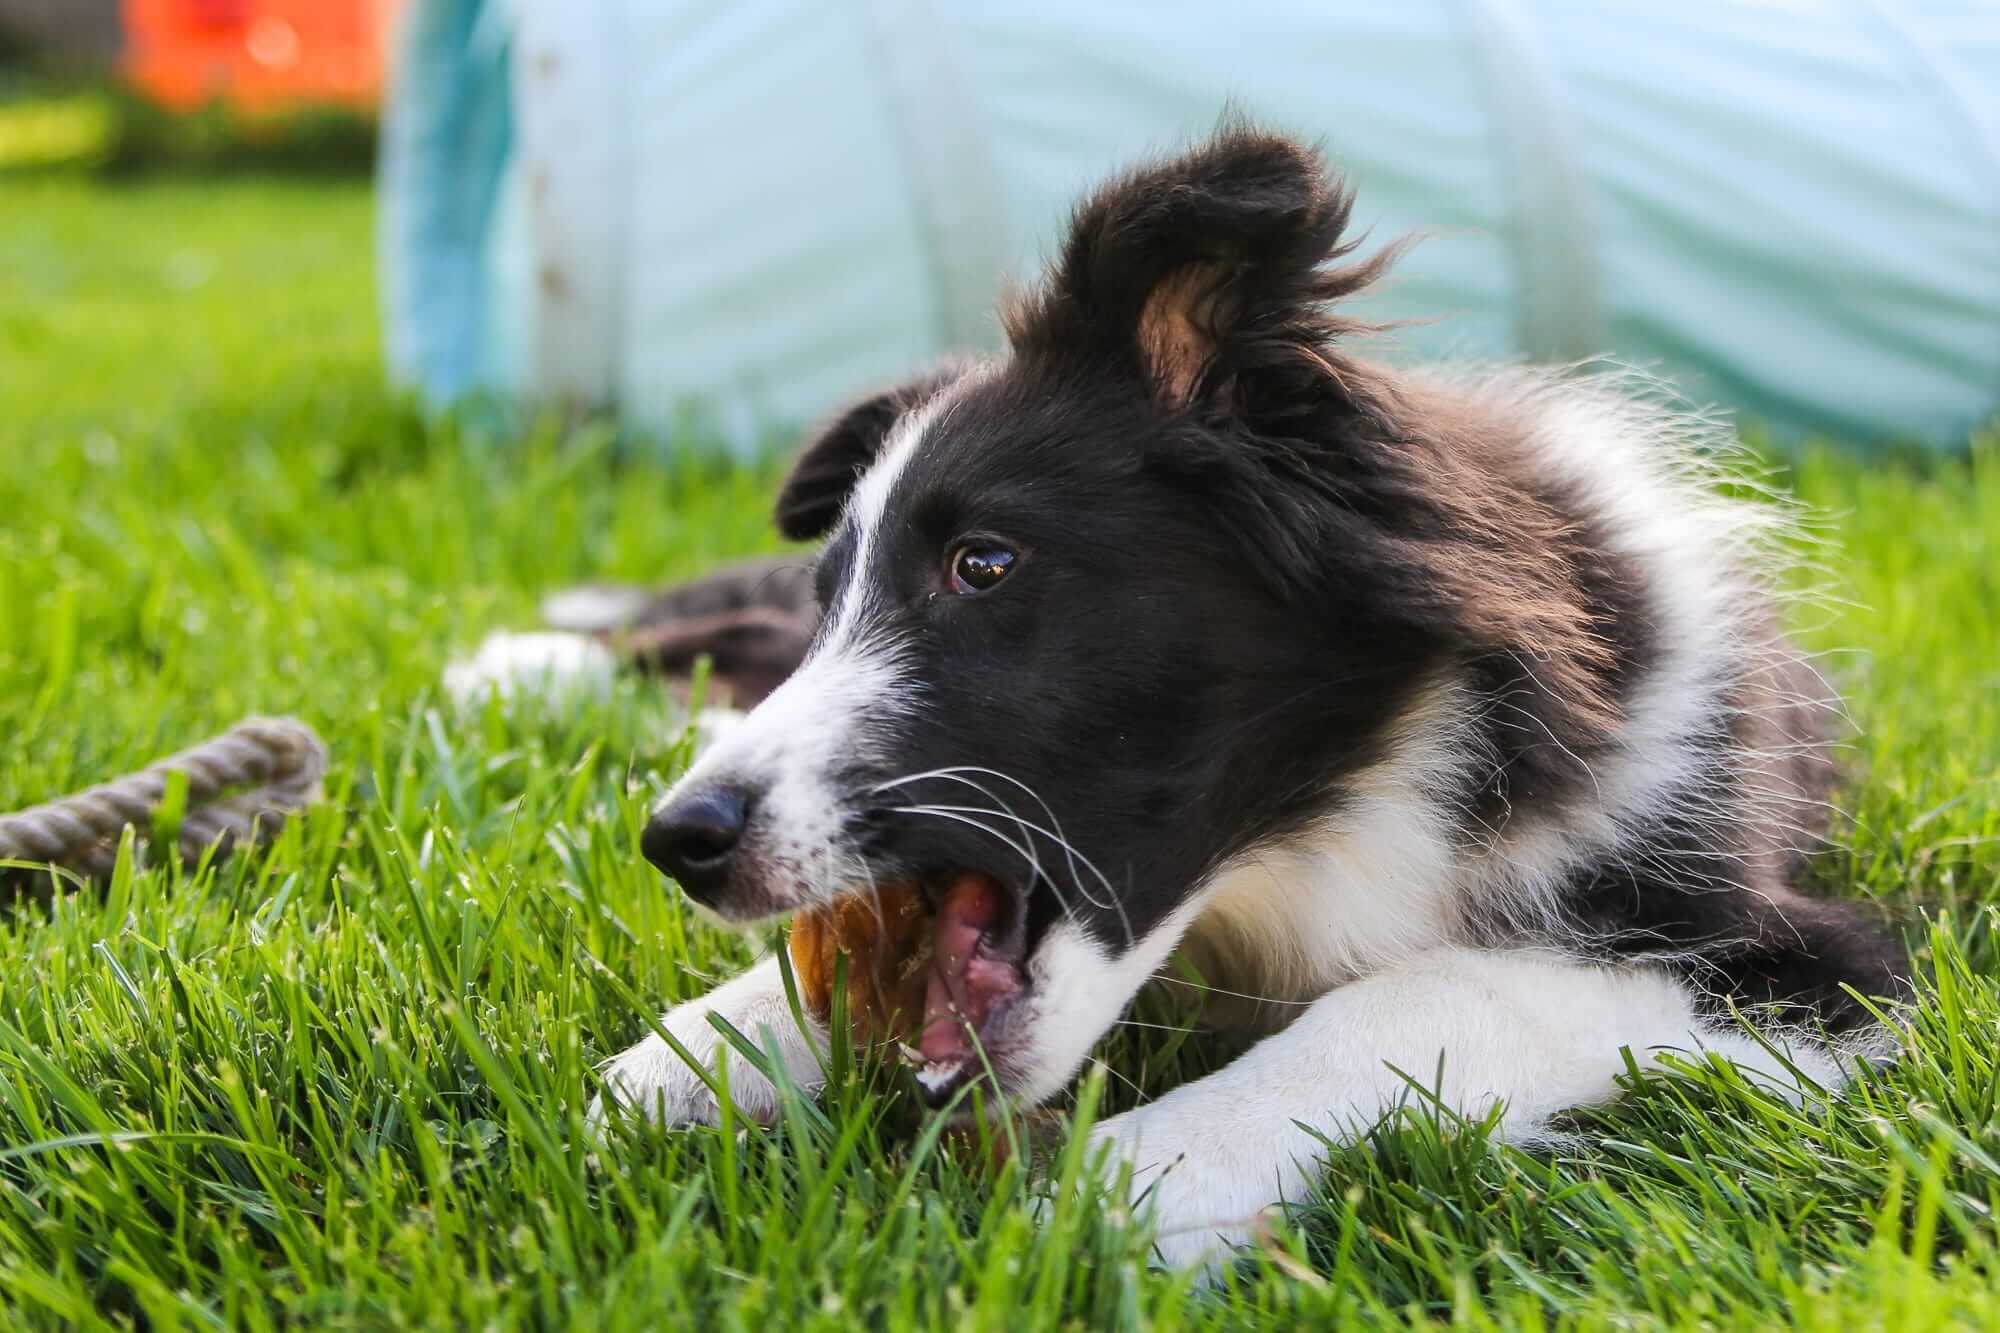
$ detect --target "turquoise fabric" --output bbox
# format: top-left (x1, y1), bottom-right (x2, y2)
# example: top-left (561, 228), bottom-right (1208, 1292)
top-left (380, 1), bottom-right (2000, 452)
top-left (377, 0), bottom-right (513, 401)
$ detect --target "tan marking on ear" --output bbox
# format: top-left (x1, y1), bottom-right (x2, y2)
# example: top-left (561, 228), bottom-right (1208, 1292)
top-left (1137, 263), bottom-right (1227, 407)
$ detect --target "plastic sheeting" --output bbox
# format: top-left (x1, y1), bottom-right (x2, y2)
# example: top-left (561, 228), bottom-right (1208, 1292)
top-left (380, 1), bottom-right (2000, 453)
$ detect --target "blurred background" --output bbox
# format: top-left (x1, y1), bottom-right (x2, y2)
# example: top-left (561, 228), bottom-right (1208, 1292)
top-left (0, 1), bottom-right (386, 170)
top-left (2, 0), bottom-right (1996, 455)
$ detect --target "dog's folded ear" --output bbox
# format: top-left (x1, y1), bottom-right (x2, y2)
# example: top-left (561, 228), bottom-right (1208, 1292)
top-left (774, 364), bottom-right (967, 541)
top-left (1005, 124), bottom-right (1399, 416)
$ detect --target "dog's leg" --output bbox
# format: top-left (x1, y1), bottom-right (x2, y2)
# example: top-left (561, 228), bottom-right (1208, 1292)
top-left (1084, 947), bottom-right (1844, 1270)
top-left (442, 630), bottom-right (618, 707)
top-left (591, 957), bottom-right (828, 1127)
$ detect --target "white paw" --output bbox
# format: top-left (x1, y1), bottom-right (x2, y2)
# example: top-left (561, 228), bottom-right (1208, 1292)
top-left (588, 962), bottom-right (828, 1130)
top-left (589, 1008), bottom-right (791, 1130)
top-left (443, 631), bottom-right (617, 709)
top-left (690, 707), bottom-right (747, 753)
top-left (540, 584), bottom-right (652, 633)
top-left (591, 1031), bottom-right (734, 1129)
top-left (1085, 1108), bottom-right (1276, 1272)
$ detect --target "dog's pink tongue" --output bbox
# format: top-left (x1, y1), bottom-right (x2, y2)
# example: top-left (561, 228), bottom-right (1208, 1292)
top-left (919, 873), bottom-right (1021, 1068)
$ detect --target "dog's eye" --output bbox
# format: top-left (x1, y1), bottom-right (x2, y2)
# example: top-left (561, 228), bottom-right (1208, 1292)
top-left (947, 542), bottom-right (1018, 595)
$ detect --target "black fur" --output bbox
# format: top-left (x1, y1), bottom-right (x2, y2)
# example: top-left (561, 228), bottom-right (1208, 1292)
top-left (775, 364), bottom-right (968, 541)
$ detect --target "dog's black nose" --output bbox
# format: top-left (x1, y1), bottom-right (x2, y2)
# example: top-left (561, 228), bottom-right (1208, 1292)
top-left (642, 787), bottom-right (751, 904)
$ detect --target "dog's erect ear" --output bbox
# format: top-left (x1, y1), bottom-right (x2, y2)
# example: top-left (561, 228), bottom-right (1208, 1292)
top-left (774, 366), bottom-right (965, 541)
top-left (1005, 125), bottom-right (1397, 414)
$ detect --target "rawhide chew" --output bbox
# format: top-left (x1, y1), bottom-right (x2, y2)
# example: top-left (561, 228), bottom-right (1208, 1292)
top-left (788, 882), bottom-right (934, 1043)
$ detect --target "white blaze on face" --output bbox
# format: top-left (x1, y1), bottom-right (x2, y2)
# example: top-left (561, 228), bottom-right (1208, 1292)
top-left (650, 391), bottom-right (956, 917)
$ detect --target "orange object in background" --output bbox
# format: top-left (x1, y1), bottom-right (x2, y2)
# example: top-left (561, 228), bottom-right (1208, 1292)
top-left (122, 0), bottom-right (401, 111)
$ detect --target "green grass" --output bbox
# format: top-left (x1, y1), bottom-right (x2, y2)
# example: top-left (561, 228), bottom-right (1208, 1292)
top-left (0, 83), bottom-right (376, 176)
top-left (1, 170), bottom-right (1997, 1331)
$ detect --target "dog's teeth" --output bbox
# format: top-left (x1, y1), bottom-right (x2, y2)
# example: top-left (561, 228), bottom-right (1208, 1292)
top-left (915, 1061), bottom-right (966, 1093)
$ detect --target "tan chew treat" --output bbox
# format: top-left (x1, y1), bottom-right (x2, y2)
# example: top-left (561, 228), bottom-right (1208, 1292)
top-left (787, 882), bottom-right (934, 1043)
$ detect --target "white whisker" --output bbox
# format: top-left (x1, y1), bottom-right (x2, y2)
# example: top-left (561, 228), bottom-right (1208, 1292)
top-left (881, 804), bottom-right (1082, 928)
top-left (873, 765), bottom-right (1135, 945)
top-left (1151, 974), bottom-right (1318, 1009)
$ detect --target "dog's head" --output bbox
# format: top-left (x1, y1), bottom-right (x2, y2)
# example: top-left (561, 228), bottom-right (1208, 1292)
top-left (642, 128), bottom-right (1509, 1105)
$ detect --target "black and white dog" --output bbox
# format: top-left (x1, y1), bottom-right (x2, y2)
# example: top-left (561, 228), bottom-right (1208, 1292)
top-left (591, 127), bottom-right (1905, 1267)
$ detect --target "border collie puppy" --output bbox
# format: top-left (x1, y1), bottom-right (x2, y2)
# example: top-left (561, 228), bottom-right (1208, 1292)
top-left (594, 126), bottom-right (1905, 1268)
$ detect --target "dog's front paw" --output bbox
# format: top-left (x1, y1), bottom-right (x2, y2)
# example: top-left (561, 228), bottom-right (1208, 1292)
top-left (443, 630), bottom-right (617, 709)
top-left (591, 1031), bottom-right (728, 1129)
top-left (1086, 1108), bottom-right (1277, 1273)
top-left (590, 1011), bottom-right (780, 1130)
top-left (589, 961), bottom-right (829, 1131)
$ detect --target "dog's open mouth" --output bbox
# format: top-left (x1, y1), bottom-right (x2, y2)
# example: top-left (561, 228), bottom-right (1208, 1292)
top-left (911, 870), bottom-right (1031, 1104)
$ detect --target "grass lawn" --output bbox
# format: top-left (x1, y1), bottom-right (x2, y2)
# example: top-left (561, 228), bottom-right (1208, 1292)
top-left (1, 170), bottom-right (1997, 1331)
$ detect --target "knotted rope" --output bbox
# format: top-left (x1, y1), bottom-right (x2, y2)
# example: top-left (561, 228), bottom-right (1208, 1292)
top-left (0, 717), bottom-right (327, 883)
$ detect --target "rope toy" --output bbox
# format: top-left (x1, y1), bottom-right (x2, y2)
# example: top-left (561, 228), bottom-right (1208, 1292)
top-left (0, 717), bottom-right (327, 883)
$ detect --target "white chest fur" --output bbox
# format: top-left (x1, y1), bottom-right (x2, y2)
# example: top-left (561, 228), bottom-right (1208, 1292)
top-left (1176, 684), bottom-right (1472, 1029)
